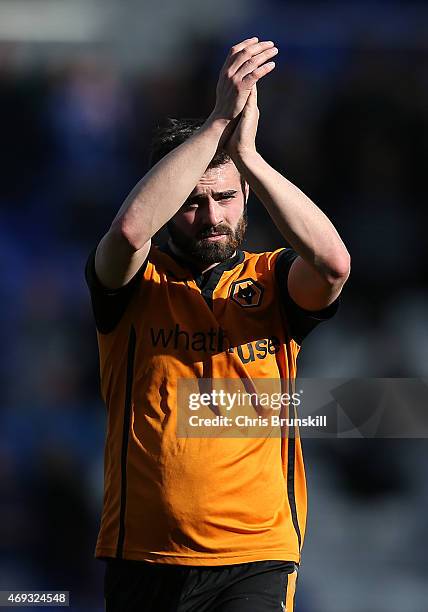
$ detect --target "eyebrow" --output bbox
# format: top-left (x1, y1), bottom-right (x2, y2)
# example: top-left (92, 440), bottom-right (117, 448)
top-left (186, 189), bottom-right (238, 201)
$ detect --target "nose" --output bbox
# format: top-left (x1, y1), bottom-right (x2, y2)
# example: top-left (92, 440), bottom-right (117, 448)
top-left (202, 199), bottom-right (223, 228)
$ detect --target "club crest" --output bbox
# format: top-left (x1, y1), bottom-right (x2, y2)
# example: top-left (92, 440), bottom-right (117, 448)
top-left (230, 278), bottom-right (264, 308)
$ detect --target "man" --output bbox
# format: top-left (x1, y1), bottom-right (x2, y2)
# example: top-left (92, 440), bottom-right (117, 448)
top-left (85, 37), bottom-right (350, 612)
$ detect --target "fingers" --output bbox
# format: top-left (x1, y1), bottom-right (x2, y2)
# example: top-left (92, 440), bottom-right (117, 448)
top-left (227, 40), bottom-right (276, 77)
top-left (242, 60), bottom-right (276, 87)
top-left (235, 45), bottom-right (278, 80)
top-left (229, 36), bottom-right (259, 54)
top-left (214, 37), bottom-right (276, 121)
top-left (220, 37), bottom-right (258, 72)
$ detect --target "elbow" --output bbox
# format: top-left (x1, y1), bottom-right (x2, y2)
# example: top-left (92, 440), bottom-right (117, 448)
top-left (110, 217), bottom-right (148, 252)
top-left (323, 250), bottom-right (351, 287)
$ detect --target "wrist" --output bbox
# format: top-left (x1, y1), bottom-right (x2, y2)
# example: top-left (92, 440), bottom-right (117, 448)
top-left (231, 147), bottom-right (260, 169)
top-left (204, 113), bottom-right (231, 134)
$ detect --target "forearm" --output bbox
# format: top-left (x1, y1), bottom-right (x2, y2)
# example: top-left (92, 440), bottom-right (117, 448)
top-left (235, 151), bottom-right (350, 281)
top-left (111, 115), bottom-right (229, 250)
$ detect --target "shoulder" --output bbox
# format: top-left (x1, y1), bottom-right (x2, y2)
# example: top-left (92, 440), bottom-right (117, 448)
top-left (84, 246), bottom-right (150, 334)
top-left (242, 248), bottom-right (293, 275)
top-left (243, 248), bottom-right (339, 345)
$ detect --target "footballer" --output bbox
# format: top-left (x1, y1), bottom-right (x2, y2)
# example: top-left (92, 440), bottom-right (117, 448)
top-left (85, 36), bottom-right (350, 612)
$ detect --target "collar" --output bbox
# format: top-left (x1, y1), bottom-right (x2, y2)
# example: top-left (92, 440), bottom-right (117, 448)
top-left (158, 242), bottom-right (245, 280)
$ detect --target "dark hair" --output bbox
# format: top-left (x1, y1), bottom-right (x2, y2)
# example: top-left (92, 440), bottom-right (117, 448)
top-left (148, 117), bottom-right (247, 196)
top-left (148, 117), bottom-right (232, 169)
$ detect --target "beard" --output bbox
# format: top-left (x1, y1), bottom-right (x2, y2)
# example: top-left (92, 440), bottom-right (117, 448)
top-left (167, 210), bottom-right (247, 266)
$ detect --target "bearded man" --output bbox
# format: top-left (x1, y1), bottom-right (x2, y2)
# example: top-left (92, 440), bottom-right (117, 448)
top-left (85, 36), bottom-right (350, 612)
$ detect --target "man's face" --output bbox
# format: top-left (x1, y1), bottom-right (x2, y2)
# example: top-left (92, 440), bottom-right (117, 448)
top-left (168, 161), bottom-right (249, 266)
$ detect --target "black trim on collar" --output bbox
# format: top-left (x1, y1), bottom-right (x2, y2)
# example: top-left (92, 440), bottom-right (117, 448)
top-left (158, 242), bottom-right (245, 309)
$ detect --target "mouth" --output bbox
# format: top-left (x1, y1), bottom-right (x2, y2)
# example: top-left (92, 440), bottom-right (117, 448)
top-left (200, 233), bottom-right (227, 241)
top-left (205, 234), bottom-right (226, 241)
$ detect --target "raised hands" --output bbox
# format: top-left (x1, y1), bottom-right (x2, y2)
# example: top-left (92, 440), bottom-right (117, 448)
top-left (210, 37), bottom-right (278, 123)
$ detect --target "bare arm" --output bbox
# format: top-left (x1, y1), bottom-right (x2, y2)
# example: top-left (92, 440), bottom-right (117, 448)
top-left (227, 85), bottom-right (350, 311)
top-left (95, 117), bottom-right (228, 289)
top-left (236, 151), bottom-right (350, 310)
top-left (95, 37), bottom-right (279, 289)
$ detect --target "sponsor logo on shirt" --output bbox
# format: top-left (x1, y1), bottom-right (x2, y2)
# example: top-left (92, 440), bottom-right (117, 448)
top-left (150, 324), bottom-right (280, 363)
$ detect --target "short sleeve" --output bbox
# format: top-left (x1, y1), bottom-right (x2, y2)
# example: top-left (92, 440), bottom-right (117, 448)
top-left (84, 248), bottom-right (148, 334)
top-left (274, 248), bottom-right (340, 345)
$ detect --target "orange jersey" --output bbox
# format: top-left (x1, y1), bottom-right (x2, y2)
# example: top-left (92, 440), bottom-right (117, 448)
top-left (85, 244), bottom-right (338, 566)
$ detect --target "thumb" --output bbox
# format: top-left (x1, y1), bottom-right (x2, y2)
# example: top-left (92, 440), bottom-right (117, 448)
top-left (252, 83), bottom-right (257, 105)
top-left (244, 84), bottom-right (258, 112)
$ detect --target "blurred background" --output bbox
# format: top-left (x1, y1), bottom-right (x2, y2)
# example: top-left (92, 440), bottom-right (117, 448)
top-left (0, 0), bottom-right (427, 610)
